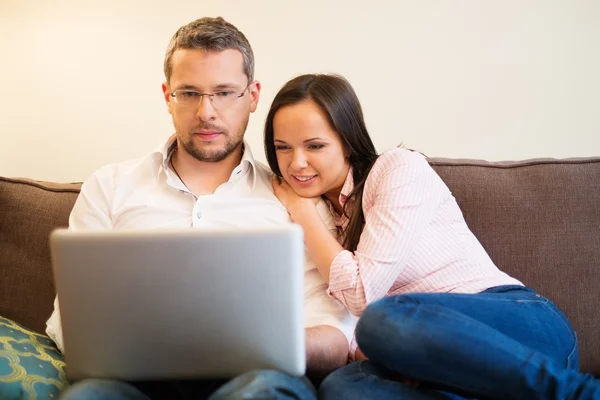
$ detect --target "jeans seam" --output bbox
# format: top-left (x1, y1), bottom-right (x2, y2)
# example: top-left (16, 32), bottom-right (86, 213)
top-left (398, 295), bottom-right (548, 304)
top-left (566, 333), bottom-right (579, 370)
top-left (542, 302), bottom-right (578, 369)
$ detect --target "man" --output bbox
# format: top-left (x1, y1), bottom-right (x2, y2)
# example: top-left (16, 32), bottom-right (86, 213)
top-left (52, 17), bottom-right (355, 400)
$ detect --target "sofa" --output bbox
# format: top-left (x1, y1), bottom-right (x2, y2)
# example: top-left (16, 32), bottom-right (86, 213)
top-left (1, 156), bottom-right (599, 396)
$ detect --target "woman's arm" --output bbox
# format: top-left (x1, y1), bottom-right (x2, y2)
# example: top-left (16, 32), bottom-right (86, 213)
top-left (287, 202), bottom-right (343, 284)
top-left (276, 150), bottom-right (448, 316)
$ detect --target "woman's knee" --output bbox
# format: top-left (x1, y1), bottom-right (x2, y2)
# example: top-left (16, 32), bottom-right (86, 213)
top-left (320, 361), bottom-right (441, 400)
top-left (356, 295), bottom-right (422, 354)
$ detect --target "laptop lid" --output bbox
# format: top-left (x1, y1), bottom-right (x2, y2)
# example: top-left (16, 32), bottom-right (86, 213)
top-left (49, 225), bottom-right (305, 381)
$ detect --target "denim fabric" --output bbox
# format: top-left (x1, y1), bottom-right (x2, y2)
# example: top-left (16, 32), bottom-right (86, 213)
top-left (59, 379), bottom-right (152, 400)
top-left (209, 370), bottom-right (316, 400)
top-left (319, 285), bottom-right (600, 400)
top-left (59, 370), bottom-right (315, 400)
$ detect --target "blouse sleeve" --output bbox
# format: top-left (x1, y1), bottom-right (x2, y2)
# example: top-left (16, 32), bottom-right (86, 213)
top-left (327, 150), bottom-right (448, 315)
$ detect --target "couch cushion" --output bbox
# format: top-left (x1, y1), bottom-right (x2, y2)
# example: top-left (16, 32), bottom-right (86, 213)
top-left (0, 315), bottom-right (68, 399)
top-left (429, 157), bottom-right (600, 375)
top-left (0, 177), bottom-right (80, 334)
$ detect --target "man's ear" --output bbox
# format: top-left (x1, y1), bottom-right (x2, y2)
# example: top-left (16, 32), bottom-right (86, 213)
top-left (161, 82), bottom-right (173, 115)
top-left (248, 80), bottom-right (261, 113)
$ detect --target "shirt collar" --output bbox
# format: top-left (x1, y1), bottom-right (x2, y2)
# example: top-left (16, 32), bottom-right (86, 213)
top-left (154, 134), bottom-right (258, 189)
top-left (326, 167), bottom-right (355, 222)
top-left (339, 168), bottom-right (355, 206)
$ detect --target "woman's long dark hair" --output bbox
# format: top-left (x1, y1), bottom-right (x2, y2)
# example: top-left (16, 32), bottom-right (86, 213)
top-left (264, 74), bottom-right (379, 252)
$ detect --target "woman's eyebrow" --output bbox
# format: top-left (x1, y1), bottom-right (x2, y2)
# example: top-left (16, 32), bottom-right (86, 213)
top-left (304, 138), bottom-right (324, 143)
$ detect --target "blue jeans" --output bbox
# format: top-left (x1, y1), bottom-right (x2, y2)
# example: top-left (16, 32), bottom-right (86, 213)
top-left (319, 285), bottom-right (600, 400)
top-left (59, 370), bottom-right (316, 400)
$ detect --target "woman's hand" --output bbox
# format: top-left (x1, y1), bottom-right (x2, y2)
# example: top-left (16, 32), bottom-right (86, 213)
top-left (272, 174), bottom-right (344, 284)
top-left (354, 347), bottom-right (368, 361)
top-left (272, 175), bottom-right (320, 220)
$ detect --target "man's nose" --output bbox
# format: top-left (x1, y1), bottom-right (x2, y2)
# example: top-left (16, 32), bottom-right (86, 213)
top-left (195, 95), bottom-right (217, 121)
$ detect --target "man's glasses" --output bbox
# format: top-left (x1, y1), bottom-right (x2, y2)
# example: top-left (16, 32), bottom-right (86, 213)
top-left (169, 82), bottom-right (251, 110)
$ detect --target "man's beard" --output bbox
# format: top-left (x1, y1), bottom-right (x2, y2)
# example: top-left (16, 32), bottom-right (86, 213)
top-left (178, 118), bottom-right (248, 162)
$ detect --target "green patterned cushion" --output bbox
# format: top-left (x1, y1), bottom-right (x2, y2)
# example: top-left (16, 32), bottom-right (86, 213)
top-left (0, 316), bottom-right (68, 399)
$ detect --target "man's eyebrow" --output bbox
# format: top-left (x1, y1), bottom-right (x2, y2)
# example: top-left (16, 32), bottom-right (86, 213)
top-left (172, 83), bottom-right (243, 91)
top-left (173, 84), bottom-right (200, 91)
top-left (213, 83), bottom-right (244, 90)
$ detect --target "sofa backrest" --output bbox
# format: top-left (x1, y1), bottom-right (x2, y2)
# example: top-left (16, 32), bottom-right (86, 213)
top-left (0, 177), bottom-right (80, 334)
top-left (1, 156), bottom-right (599, 374)
top-left (430, 157), bottom-right (600, 375)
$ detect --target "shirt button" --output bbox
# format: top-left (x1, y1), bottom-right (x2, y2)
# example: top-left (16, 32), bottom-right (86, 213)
top-left (196, 212), bottom-right (202, 219)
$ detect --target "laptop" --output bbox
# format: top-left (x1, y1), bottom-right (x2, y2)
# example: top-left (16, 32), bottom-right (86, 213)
top-left (49, 225), bottom-right (306, 381)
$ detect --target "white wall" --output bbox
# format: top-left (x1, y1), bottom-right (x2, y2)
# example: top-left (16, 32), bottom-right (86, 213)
top-left (1, 0), bottom-right (598, 182)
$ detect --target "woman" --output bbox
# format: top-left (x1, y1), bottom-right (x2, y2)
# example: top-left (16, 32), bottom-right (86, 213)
top-left (265, 73), bottom-right (600, 399)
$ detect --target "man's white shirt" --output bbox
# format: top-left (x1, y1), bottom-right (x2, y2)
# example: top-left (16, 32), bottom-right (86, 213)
top-left (46, 136), bottom-right (356, 353)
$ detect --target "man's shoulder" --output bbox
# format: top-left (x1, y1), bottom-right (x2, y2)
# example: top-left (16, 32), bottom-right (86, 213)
top-left (251, 160), bottom-right (276, 191)
top-left (253, 160), bottom-right (274, 178)
top-left (84, 152), bottom-right (161, 188)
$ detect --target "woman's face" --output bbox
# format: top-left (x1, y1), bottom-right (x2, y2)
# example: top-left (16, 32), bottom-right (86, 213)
top-left (272, 99), bottom-right (350, 202)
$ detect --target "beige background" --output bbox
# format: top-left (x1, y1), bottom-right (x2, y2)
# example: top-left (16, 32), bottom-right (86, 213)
top-left (1, 0), bottom-right (598, 182)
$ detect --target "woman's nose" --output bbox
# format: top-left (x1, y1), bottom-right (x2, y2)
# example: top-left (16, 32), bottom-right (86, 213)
top-left (291, 150), bottom-right (308, 169)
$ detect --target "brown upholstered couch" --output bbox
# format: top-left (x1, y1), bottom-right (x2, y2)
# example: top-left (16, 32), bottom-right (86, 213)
top-left (1, 156), bottom-right (599, 376)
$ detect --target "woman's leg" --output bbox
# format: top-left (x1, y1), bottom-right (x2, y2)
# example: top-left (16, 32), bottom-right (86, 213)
top-left (355, 286), bottom-right (599, 400)
top-left (318, 361), bottom-right (469, 400)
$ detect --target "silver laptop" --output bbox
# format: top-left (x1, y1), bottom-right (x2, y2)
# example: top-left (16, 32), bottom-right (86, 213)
top-left (49, 225), bottom-right (306, 381)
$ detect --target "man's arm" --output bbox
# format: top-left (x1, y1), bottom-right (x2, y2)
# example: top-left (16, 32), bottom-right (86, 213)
top-left (46, 170), bottom-right (114, 352)
top-left (305, 325), bottom-right (349, 380)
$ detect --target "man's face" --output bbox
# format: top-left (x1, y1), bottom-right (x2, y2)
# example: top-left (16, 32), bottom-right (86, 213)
top-left (162, 49), bottom-right (260, 162)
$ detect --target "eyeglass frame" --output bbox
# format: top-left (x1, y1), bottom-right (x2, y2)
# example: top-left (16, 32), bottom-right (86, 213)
top-left (168, 82), bottom-right (253, 110)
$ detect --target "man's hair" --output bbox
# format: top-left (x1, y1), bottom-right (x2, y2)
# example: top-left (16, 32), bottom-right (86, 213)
top-left (164, 17), bottom-right (254, 84)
